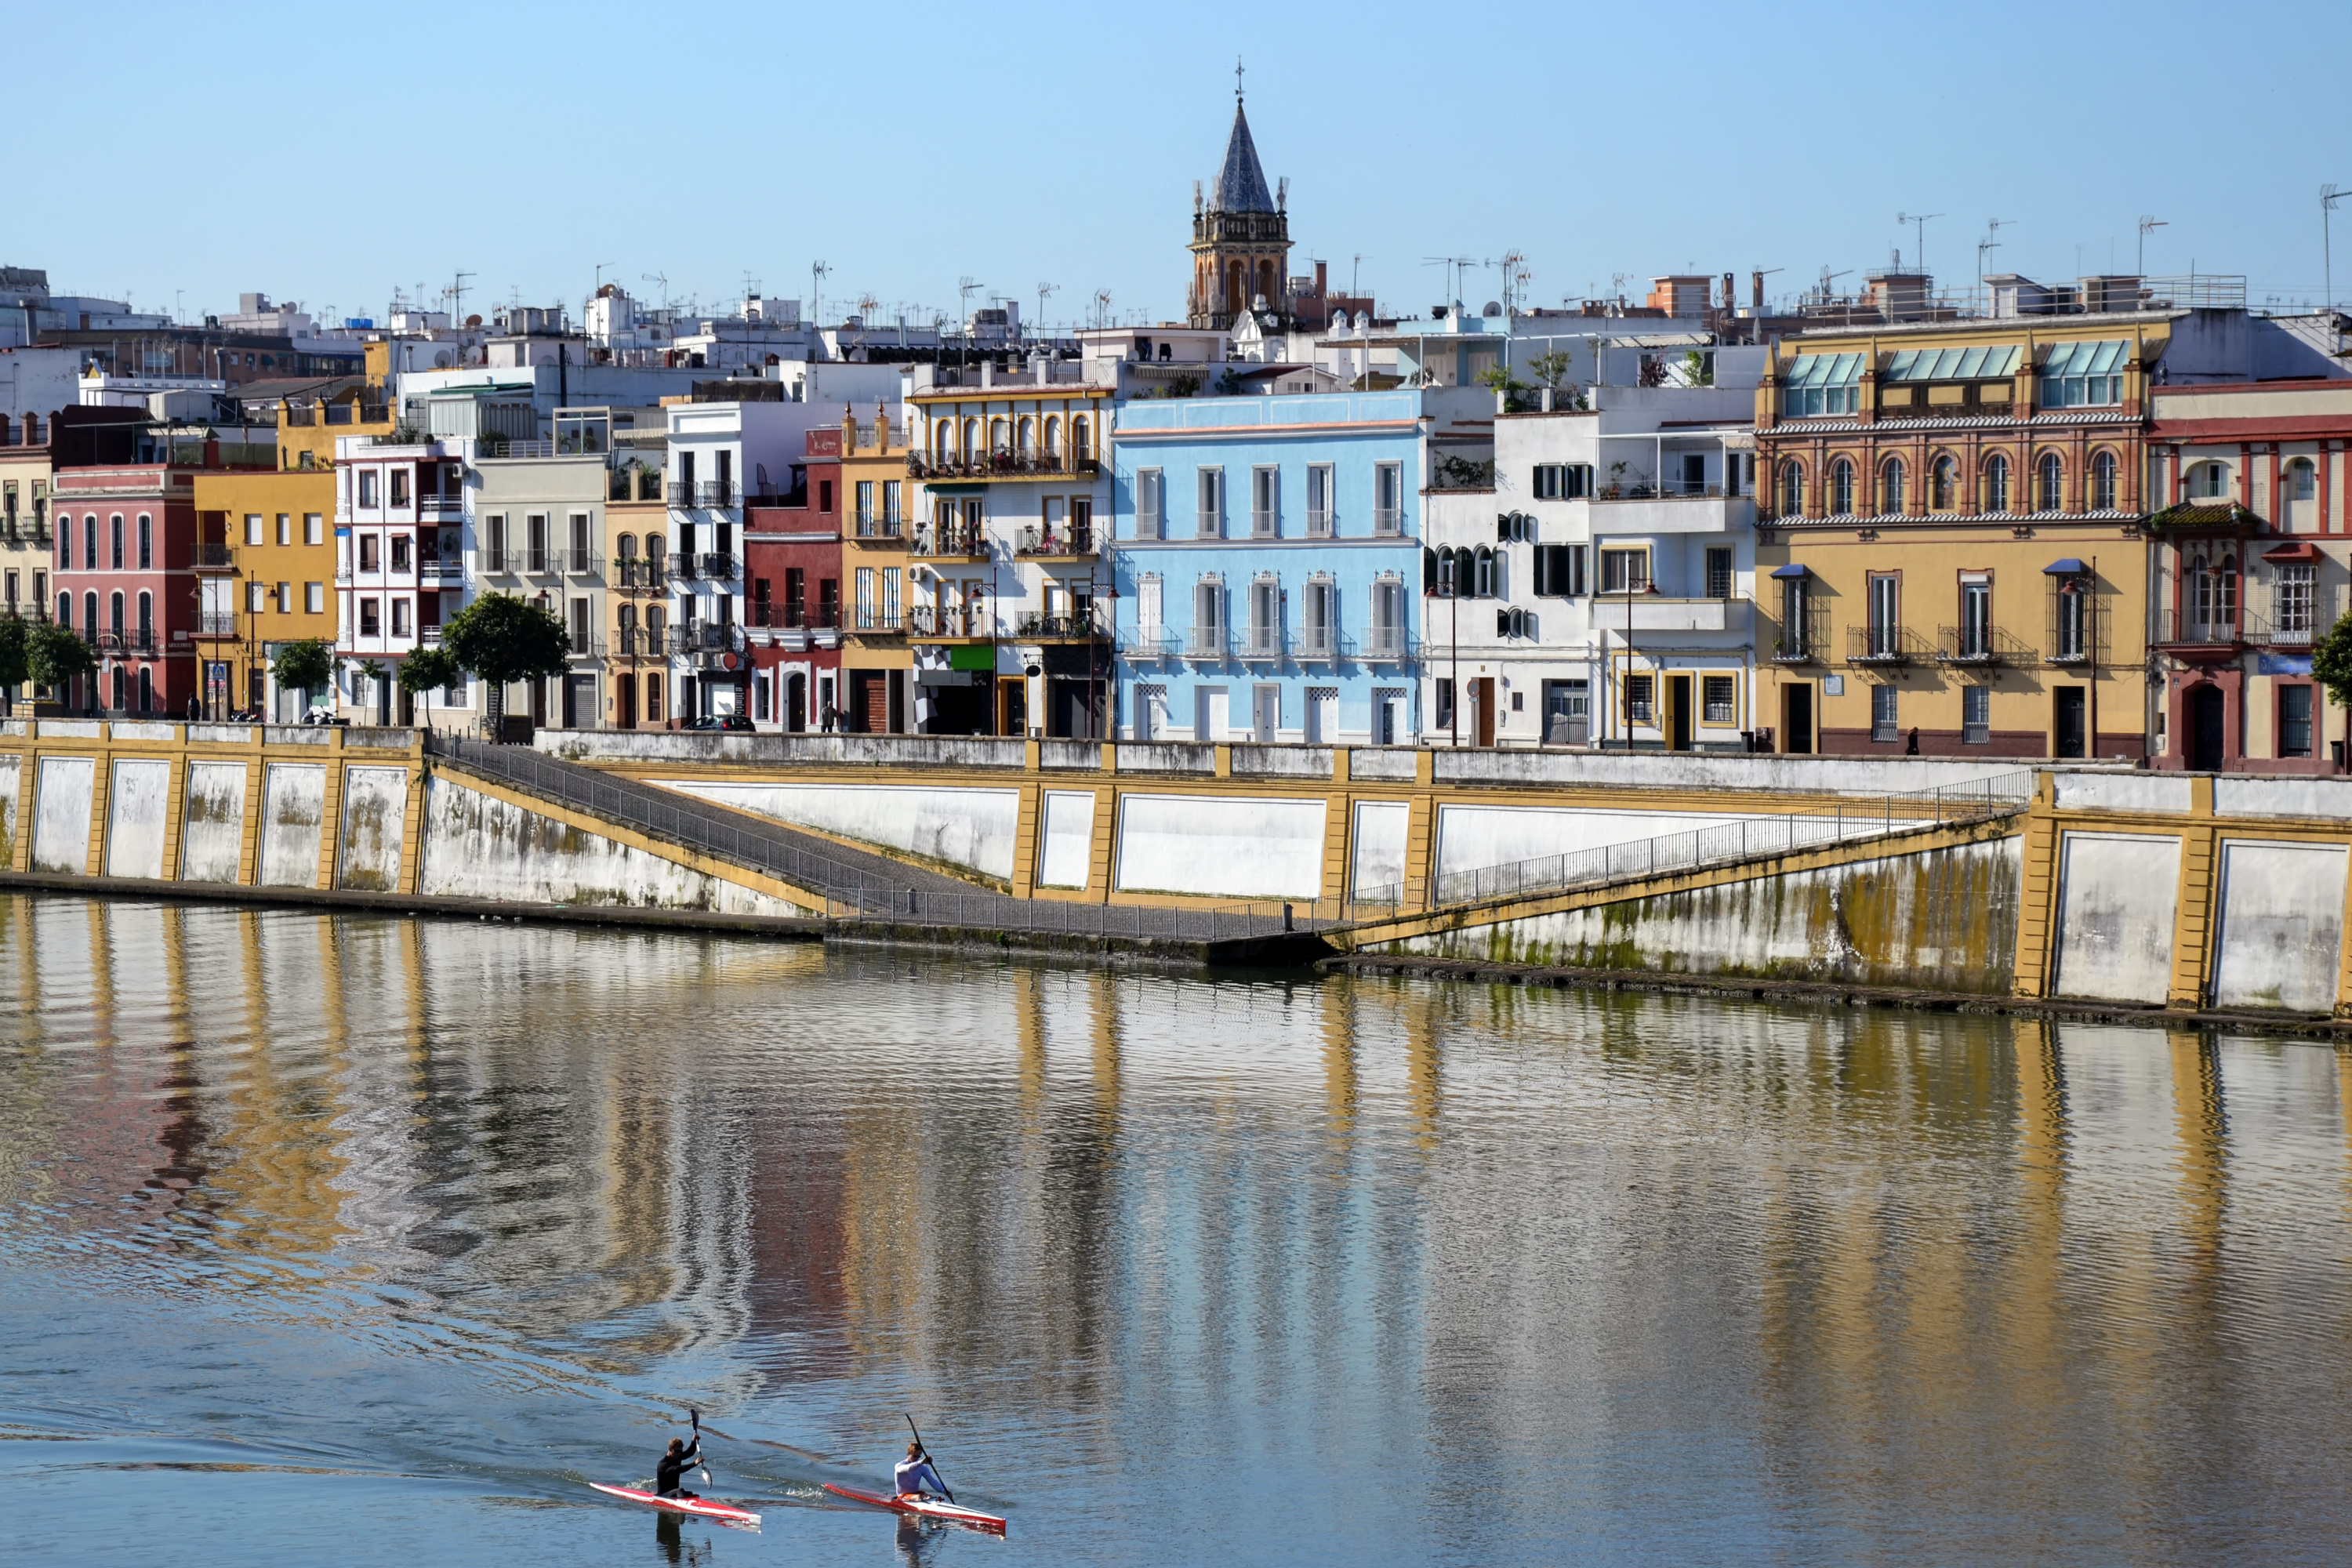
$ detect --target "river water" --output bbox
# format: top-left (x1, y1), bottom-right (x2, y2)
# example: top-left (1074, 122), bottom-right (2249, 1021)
top-left (2, 895), bottom-right (2350, 1565)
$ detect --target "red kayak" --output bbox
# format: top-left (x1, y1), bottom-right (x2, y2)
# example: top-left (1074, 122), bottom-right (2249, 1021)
top-left (589, 1481), bottom-right (761, 1527)
top-left (823, 1481), bottom-right (1007, 1534)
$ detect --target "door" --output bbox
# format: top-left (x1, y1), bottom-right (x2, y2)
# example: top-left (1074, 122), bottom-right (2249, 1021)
top-left (618, 674), bottom-right (637, 729)
top-left (1000, 676), bottom-right (1027, 737)
top-left (1305, 687), bottom-right (1336, 744)
top-left (786, 673), bottom-right (806, 732)
top-left (854, 670), bottom-right (888, 733)
top-left (1138, 684), bottom-right (1166, 740)
top-left (1473, 677), bottom-right (1495, 747)
top-left (1252, 684), bottom-right (1279, 742)
top-left (560, 676), bottom-right (577, 729)
top-left (1197, 686), bottom-right (1229, 742)
top-left (2189, 684), bottom-right (2224, 770)
top-left (2055, 685), bottom-right (2089, 760)
top-left (1544, 680), bottom-right (1588, 746)
top-left (1667, 673), bottom-right (1693, 751)
top-left (1782, 684), bottom-right (1813, 754)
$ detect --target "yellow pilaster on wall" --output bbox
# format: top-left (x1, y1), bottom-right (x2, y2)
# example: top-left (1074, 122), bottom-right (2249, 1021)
top-left (398, 745), bottom-right (430, 895)
top-left (2010, 771), bottom-right (2060, 998)
top-left (1011, 782), bottom-right (1040, 898)
top-left (1319, 790), bottom-right (1351, 906)
top-left (11, 740), bottom-right (32, 873)
top-left (1086, 786), bottom-right (1116, 900)
top-left (313, 732), bottom-right (347, 891)
top-left (2168, 775), bottom-right (2218, 1010)
top-left (158, 746), bottom-right (188, 882)
top-left (235, 727), bottom-right (267, 885)
top-left (1403, 789), bottom-right (1436, 912)
top-left (82, 742), bottom-right (112, 877)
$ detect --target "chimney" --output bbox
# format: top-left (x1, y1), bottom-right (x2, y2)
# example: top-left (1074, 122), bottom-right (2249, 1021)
top-left (1723, 273), bottom-right (1735, 311)
top-left (1751, 270), bottom-right (1765, 310)
top-left (1316, 260), bottom-right (1328, 297)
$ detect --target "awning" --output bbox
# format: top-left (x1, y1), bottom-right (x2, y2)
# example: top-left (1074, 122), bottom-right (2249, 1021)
top-left (1883, 344), bottom-right (2021, 382)
top-left (1782, 352), bottom-right (1864, 388)
top-left (2040, 339), bottom-right (2128, 377)
top-left (2263, 540), bottom-right (2320, 562)
top-left (1769, 564), bottom-right (1811, 579)
top-left (2043, 557), bottom-right (2089, 575)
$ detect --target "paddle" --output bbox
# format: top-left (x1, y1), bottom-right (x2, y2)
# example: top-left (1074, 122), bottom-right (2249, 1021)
top-left (906, 1414), bottom-right (953, 1504)
top-left (691, 1407), bottom-right (710, 1490)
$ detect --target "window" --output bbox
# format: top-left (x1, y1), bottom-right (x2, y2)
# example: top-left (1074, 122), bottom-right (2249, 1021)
top-left (1879, 457), bottom-right (1905, 514)
top-left (1374, 463), bottom-right (1403, 534)
top-left (884, 480), bottom-right (902, 526)
top-left (1829, 458), bottom-right (1854, 516)
top-left (391, 534), bottom-right (411, 572)
top-left (855, 565), bottom-right (876, 629)
top-left (2281, 684), bottom-right (2315, 758)
top-left (1703, 675), bottom-right (1736, 724)
top-left (1072, 417), bottom-right (1091, 462)
top-left (2037, 452), bottom-right (2064, 512)
top-left (1435, 678), bottom-right (1455, 731)
top-left (111, 514), bottom-right (124, 569)
top-left (856, 480), bottom-right (875, 531)
top-left (360, 597), bottom-right (380, 636)
top-left (1780, 461), bottom-right (1806, 514)
top-left (358, 470), bottom-right (377, 507)
top-left (306, 582), bottom-right (323, 614)
top-left (2052, 574), bottom-right (2089, 662)
top-left (526, 514), bottom-right (547, 572)
top-left (1306, 464), bottom-right (1334, 535)
top-left (1247, 575), bottom-right (1280, 655)
top-left (83, 515), bottom-right (95, 570)
top-left (1599, 546), bottom-right (1649, 593)
top-left (1532, 463), bottom-right (1592, 499)
top-left (2188, 461), bottom-right (2229, 500)
top-left (1252, 466), bottom-right (1279, 537)
top-left (1301, 577), bottom-right (1338, 656)
top-left (1706, 546), bottom-right (1733, 600)
top-left (2288, 458), bottom-right (2318, 501)
top-left (1534, 543), bottom-right (1586, 597)
top-left (1370, 577), bottom-right (1406, 656)
top-left (2090, 450), bottom-right (2118, 511)
top-left (248, 580), bottom-right (265, 613)
top-left (1963, 684), bottom-right (1991, 745)
top-left (1867, 573), bottom-right (1900, 657)
top-left (1984, 454), bottom-right (2011, 514)
top-left (1871, 684), bottom-right (1899, 743)
top-left (1138, 574), bottom-right (1163, 643)
top-left (2038, 339), bottom-right (2126, 408)
top-left (390, 469), bottom-right (408, 507)
top-left (485, 515), bottom-right (507, 572)
top-left (1196, 466), bottom-right (1224, 537)
top-left (305, 513), bottom-right (323, 545)
top-left (1136, 467), bottom-right (1163, 538)
top-left (1930, 455), bottom-right (1956, 510)
top-left (1192, 577), bottom-right (1225, 654)
top-left (359, 534), bottom-right (379, 572)
top-left (882, 566), bottom-right (901, 626)
top-left (276, 581), bottom-right (291, 611)
top-left (1625, 674), bottom-right (1654, 724)
top-left (392, 597), bottom-right (411, 637)
top-left (2278, 563), bottom-right (2315, 636)
top-left (1470, 546), bottom-right (1494, 598)
top-left (1960, 575), bottom-right (1991, 659)
top-left (1780, 352), bottom-right (1864, 416)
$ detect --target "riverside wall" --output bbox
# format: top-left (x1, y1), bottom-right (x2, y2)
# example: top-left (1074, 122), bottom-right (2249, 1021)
top-left (7, 721), bottom-right (2352, 1021)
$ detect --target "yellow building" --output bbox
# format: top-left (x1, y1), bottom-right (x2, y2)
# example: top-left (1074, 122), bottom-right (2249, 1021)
top-left (606, 488), bottom-right (669, 727)
top-left (190, 468), bottom-right (339, 718)
top-left (838, 412), bottom-right (914, 731)
top-left (276, 373), bottom-right (392, 473)
top-left (1755, 314), bottom-right (2164, 760)
top-left (0, 419), bottom-right (56, 707)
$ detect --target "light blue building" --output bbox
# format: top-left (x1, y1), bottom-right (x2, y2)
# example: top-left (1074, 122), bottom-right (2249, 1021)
top-left (1111, 388), bottom-right (1490, 745)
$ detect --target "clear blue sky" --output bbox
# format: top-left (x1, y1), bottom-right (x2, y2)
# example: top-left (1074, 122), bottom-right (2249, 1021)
top-left (27, 0), bottom-right (2352, 329)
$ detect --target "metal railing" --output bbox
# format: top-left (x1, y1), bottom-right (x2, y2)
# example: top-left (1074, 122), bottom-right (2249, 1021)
top-left (1015, 609), bottom-right (1107, 641)
top-left (197, 611), bottom-right (238, 637)
top-left (906, 451), bottom-right (1100, 481)
top-left (1015, 522), bottom-right (1095, 557)
top-left (1847, 623), bottom-right (1931, 664)
top-left (668, 624), bottom-right (743, 654)
top-left (852, 514), bottom-right (904, 540)
top-left (750, 601), bottom-right (840, 630)
top-left (1372, 508), bottom-right (1403, 535)
top-left (822, 886), bottom-right (1371, 941)
top-left (698, 551), bottom-right (740, 579)
top-left (912, 525), bottom-right (990, 558)
top-left (909, 605), bottom-right (990, 639)
top-left (568, 633), bottom-right (607, 659)
top-left (1359, 626), bottom-right (1413, 661)
top-left (669, 481), bottom-right (737, 510)
top-left (1772, 601), bottom-right (1828, 662)
top-left (1366, 771), bottom-right (2036, 911)
top-left (614, 557), bottom-right (665, 590)
top-left (191, 543), bottom-right (235, 569)
top-left (1935, 624), bottom-right (2040, 666)
top-left (1240, 625), bottom-right (1284, 659)
top-left (1291, 627), bottom-right (1352, 662)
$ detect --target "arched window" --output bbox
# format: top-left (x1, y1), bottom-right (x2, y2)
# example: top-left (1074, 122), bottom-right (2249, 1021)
top-left (617, 532), bottom-right (637, 559)
top-left (935, 419), bottom-right (954, 458)
top-left (960, 417), bottom-right (979, 456)
top-left (1435, 546), bottom-right (1458, 597)
top-left (1017, 416), bottom-right (1035, 456)
top-left (1474, 546), bottom-right (1496, 598)
top-left (2287, 456), bottom-right (2318, 500)
top-left (1780, 460), bottom-right (1806, 515)
top-left (84, 592), bottom-right (98, 641)
top-left (1072, 417), bottom-right (1092, 462)
top-left (138, 666), bottom-right (152, 713)
top-left (988, 417), bottom-right (1009, 456)
top-left (109, 590), bottom-right (124, 637)
top-left (2090, 450), bottom-right (2118, 510)
top-left (1930, 455), bottom-right (1955, 510)
top-left (2187, 460), bottom-right (2227, 500)
top-left (1879, 456), bottom-right (1905, 514)
top-left (1984, 453), bottom-right (2011, 514)
top-left (136, 591), bottom-right (151, 637)
top-left (1044, 416), bottom-right (1062, 458)
top-left (56, 591), bottom-right (70, 627)
top-left (2037, 452), bottom-right (2064, 511)
top-left (1830, 458), bottom-right (1855, 515)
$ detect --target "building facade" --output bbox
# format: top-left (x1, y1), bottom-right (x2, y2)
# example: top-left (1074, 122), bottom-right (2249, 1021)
top-left (742, 423), bottom-right (841, 731)
top-left (334, 432), bottom-right (466, 723)
top-left (190, 467), bottom-right (337, 718)
top-left (837, 416), bottom-right (913, 731)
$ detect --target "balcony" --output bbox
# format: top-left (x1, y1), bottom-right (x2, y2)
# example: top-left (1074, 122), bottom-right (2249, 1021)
top-left (100, 630), bottom-right (159, 658)
top-left (481, 549), bottom-right (517, 577)
top-left (613, 557), bottom-right (665, 590)
top-left (191, 543), bottom-right (236, 571)
top-left (1372, 508), bottom-right (1404, 535)
top-left (907, 605), bottom-right (992, 641)
top-left (1847, 624), bottom-right (1932, 666)
top-left (1239, 625), bottom-right (1284, 661)
top-left (3, 516), bottom-right (51, 546)
top-left (1123, 628), bottom-right (1178, 659)
top-left (906, 450), bottom-right (1102, 482)
top-left (1359, 626), bottom-right (1414, 662)
top-left (568, 633), bottom-right (607, 660)
top-left (1015, 521), bottom-right (1096, 559)
top-left (564, 549), bottom-right (604, 577)
top-left (667, 624), bottom-right (745, 655)
top-left (419, 495), bottom-right (464, 521)
top-left (852, 611), bottom-right (904, 636)
top-left (1935, 624), bottom-right (2040, 666)
top-left (1589, 595), bottom-right (1752, 634)
top-left (750, 601), bottom-right (840, 630)
top-left (419, 556), bottom-right (464, 585)
top-left (1305, 508), bottom-right (1334, 535)
top-left (1291, 626), bottom-right (1351, 662)
top-left (1015, 609), bottom-right (1107, 642)
top-left (912, 524), bottom-right (990, 560)
top-left (1580, 492), bottom-right (1757, 536)
top-left (698, 551), bottom-right (739, 580)
top-left (1185, 626), bottom-right (1228, 660)
top-left (669, 481), bottom-right (738, 510)
top-left (851, 515), bottom-right (906, 544)
top-left (196, 611), bottom-right (238, 637)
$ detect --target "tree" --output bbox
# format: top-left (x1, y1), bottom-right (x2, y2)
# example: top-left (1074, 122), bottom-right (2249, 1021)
top-left (27, 622), bottom-right (95, 708)
top-left (2311, 612), bottom-right (2352, 724)
top-left (396, 645), bottom-right (461, 721)
top-left (352, 657), bottom-right (387, 724)
top-left (0, 615), bottom-right (27, 717)
top-left (272, 637), bottom-right (336, 716)
top-left (440, 593), bottom-right (571, 735)
top-left (1526, 351), bottom-right (1573, 390)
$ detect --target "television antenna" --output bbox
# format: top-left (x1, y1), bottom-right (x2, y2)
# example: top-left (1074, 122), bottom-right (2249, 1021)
top-left (641, 273), bottom-right (670, 311)
top-left (1895, 211), bottom-right (1943, 274)
top-left (1036, 281), bottom-right (1058, 338)
top-left (1421, 256), bottom-right (1479, 310)
top-left (1093, 288), bottom-right (1112, 330)
top-left (1976, 220), bottom-right (2012, 296)
top-left (2135, 216), bottom-right (2165, 278)
top-left (809, 260), bottom-right (829, 325)
top-left (2324, 186), bottom-right (2347, 311)
top-left (957, 277), bottom-right (985, 327)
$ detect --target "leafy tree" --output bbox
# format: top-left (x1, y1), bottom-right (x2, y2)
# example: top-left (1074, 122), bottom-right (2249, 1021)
top-left (2310, 612), bottom-right (2352, 723)
top-left (271, 637), bottom-right (336, 714)
top-left (396, 645), bottom-right (461, 710)
top-left (1475, 362), bottom-right (1528, 395)
top-left (1526, 351), bottom-right (1573, 390)
top-left (441, 593), bottom-right (570, 735)
top-left (0, 615), bottom-right (27, 717)
top-left (27, 622), bottom-right (95, 706)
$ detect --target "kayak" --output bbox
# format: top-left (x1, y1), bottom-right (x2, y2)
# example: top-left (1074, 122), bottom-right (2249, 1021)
top-left (823, 1481), bottom-right (1007, 1534)
top-left (589, 1481), bottom-right (762, 1527)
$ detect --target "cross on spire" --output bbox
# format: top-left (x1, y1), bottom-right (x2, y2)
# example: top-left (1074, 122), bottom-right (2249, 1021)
top-left (1235, 56), bottom-right (1244, 103)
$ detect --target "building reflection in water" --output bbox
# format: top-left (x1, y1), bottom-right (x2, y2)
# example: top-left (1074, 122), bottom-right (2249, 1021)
top-left (2, 894), bottom-right (2350, 1557)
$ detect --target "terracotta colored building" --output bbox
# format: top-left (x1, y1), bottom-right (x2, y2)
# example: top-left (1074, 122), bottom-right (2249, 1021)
top-left (742, 423), bottom-right (843, 730)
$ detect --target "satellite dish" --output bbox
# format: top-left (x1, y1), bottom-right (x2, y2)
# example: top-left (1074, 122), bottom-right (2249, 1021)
top-left (1482, 301), bottom-right (1502, 318)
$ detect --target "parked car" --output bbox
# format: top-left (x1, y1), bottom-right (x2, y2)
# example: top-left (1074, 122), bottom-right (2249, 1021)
top-left (302, 706), bottom-right (350, 727)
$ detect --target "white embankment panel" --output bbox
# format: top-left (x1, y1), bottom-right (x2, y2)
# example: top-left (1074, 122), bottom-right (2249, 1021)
top-left (2211, 840), bottom-right (2348, 1013)
top-left (2052, 831), bottom-right (2182, 1004)
top-left (1036, 790), bottom-right (1095, 890)
top-left (1351, 800), bottom-right (1410, 897)
top-left (103, 759), bottom-right (171, 880)
top-left (256, 763), bottom-right (327, 887)
top-left (649, 780), bottom-right (1022, 882)
top-left (1115, 793), bottom-right (1327, 899)
top-left (31, 756), bottom-right (94, 873)
top-left (1435, 804), bottom-right (1751, 884)
top-left (336, 766), bottom-right (410, 892)
top-left (0, 753), bottom-right (20, 866)
top-left (179, 762), bottom-right (249, 884)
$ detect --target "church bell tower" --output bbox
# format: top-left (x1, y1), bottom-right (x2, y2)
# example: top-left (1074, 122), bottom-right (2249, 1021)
top-left (1186, 67), bottom-right (1290, 332)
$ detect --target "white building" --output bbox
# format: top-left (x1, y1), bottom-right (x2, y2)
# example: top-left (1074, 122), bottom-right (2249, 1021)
top-left (1419, 343), bottom-right (1766, 750)
top-left (332, 432), bottom-right (468, 722)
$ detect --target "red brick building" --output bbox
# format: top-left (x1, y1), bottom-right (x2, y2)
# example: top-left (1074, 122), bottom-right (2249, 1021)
top-left (742, 426), bottom-right (844, 730)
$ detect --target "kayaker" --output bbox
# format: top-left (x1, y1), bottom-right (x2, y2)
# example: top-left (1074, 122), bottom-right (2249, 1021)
top-left (655, 1431), bottom-right (703, 1500)
top-left (893, 1441), bottom-right (949, 1501)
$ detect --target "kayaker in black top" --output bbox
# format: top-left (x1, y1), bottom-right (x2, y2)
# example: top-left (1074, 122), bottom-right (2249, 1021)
top-left (656, 1432), bottom-right (702, 1499)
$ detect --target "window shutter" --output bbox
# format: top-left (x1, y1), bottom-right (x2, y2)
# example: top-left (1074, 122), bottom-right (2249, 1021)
top-left (1422, 547), bottom-right (1438, 593)
top-left (1497, 608), bottom-right (1511, 637)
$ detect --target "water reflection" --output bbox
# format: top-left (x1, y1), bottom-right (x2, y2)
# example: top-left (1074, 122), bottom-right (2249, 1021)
top-left (1, 895), bottom-right (2349, 1565)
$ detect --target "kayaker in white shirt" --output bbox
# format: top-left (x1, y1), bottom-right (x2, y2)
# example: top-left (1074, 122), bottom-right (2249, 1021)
top-left (894, 1441), bottom-right (949, 1500)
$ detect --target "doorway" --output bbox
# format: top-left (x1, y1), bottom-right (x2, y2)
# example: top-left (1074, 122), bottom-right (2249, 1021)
top-left (1252, 684), bottom-right (1279, 742)
top-left (1781, 684), bottom-right (1813, 754)
top-left (1665, 673), bottom-right (1693, 751)
top-left (618, 674), bottom-right (638, 729)
top-left (851, 670), bottom-right (889, 732)
top-left (1472, 677), bottom-right (1496, 747)
top-left (2053, 686), bottom-right (2088, 759)
top-left (1000, 676), bottom-right (1029, 737)
top-left (1543, 680), bottom-right (1589, 746)
top-left (786, 672), bottom-right (806, 732)
top-left (2189, 684), bottom-right (2224, 770)
top-left (1196, 685), bottom-right (1229, 742)
top-left (1305, 686), bottom-right (1337, 744)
